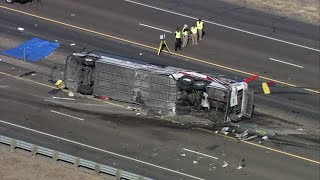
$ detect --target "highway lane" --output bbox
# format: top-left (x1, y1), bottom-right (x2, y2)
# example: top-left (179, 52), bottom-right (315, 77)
top-left (0, 64), bottom-right (319, 180)
top-left (0, 8), bottom-right (319, 133)
top-left (0, 0), bottom-right (319, 90)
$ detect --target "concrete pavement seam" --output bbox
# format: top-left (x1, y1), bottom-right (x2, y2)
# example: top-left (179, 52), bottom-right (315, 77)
top-left (0, 5), bottom-right (318, 94)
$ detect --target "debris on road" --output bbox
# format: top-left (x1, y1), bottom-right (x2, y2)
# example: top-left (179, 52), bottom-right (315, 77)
top-left (180, 153), bottom-right (186, 157)
top-left (222, 161), bottom-right (229, 168)
top-left (297, 128), bottom-right (304, 132)
top-left (52, 97), bottom-right (75, 101)
top-left (68, 91), bottom-right (74, 97)
top-left (237, 159), bottom-right (246, 169)
top-left (221, 127), bottom-right (229, 132)
top-left (242, 135), bottom-right (258, 141)
top-left (71, 13), bottom-right (76, 17)
top-left (262, 136), bottom-right (268, 140)
top-left (151, 153), bottom-right (158, 157)
top-left (235, 129), bottom-right (249, 140)
top-left (139, 53), bottom-right (143, 55)
top-left (17, 27), bottom-right (24, 31)
top-left (136, 113), bottom-right (141, 115)
top-left (193, 160), bottom-right (198, 164)
top-left (70, 43), bottom-right (76, 46)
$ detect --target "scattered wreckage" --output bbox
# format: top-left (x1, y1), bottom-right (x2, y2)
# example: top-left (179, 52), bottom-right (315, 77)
top-left (64, 52), bottom-right (254, 124)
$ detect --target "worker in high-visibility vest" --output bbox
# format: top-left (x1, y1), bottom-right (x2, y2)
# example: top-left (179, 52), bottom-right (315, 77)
top-left (182, 24), bottom-right (189, 47)
top-left (190, 25), bottom-right (198, 45)
top-left (174, 28), bottom-right (182, 51)
top-left (197, 18), bottom-right (204, 40)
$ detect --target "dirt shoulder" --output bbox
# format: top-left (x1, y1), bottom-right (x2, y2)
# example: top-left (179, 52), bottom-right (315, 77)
top-left (0, 146), bottom-right (105, 180)
top-left (224, 0), bottom-right (320, 25)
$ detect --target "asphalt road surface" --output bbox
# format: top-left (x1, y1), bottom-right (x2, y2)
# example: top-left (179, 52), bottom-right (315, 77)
top-left (0, 1), bottom-right (319, 180)
top-left (0, 63), bottom-right (319, 180)
top-left (0, 0), bottom-right (319, 90)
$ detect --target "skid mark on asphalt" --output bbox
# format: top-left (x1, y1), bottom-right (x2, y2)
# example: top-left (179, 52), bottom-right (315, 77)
top-left (0, 5), bottom-right (318, 94)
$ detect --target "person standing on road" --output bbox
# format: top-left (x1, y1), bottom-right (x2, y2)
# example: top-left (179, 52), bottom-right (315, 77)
top-left (197, 18), bottom-right (204, 41)
top-left (190, 25), bottom-right (198, 45)
top-left (174, 28), bottom-right (182, 51)
top-left (182, 24), bottom-right (189, 47)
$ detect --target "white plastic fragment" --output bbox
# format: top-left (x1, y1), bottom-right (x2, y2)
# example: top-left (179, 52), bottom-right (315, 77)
top-left (297, 128), bottom-right (304, 132)
top-left (68, 91), bottom-right (74, 97)
top-left (180, 154), bottom-right (186, 157)
top-left (262, 136), bottom-right (268, 140)
top-left (222, 161), bottom-right (228, 168)
top-left (236, 165), bottom-right (243, 170)
top-left (139, 53), bottom-right (143, 55)
top-left (18, 27), bottom-right (24, 31)
top-left (136, 112), bottom-right (140, 115)
top-left (221, 127), bottom-right (229, 132)
top-left (70, 43), bottom-right (76, 46)
top-left (193, 160), bottom-right (198, 164)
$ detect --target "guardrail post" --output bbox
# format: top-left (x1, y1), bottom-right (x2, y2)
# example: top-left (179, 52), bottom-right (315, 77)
top-left (10, 139), bottom-right (16, 152)
top-left (53, 151), bottom-right (59, 164)
top-left (116, 169), bottom-right (122, 180)
top-left (31, 145), bottom-right (38, 158)
top-left (94, 163), bottom-right (101, 175)
top-left (74, 157), bottom-right (80, 170)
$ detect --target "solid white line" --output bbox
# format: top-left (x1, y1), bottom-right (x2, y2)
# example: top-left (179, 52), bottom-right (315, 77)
top-left (269, 58), bottom-right (304, 68)
top-left (50, 110), bottom-right (84, 121)
top-left (183, 148), bottom-right (219, 160)
top-left (0, 120), bottom-right (204, 180)
top-left (125, 0), bottom-right (320, 52)
top-left (139, 23), bottom-right (172, 33)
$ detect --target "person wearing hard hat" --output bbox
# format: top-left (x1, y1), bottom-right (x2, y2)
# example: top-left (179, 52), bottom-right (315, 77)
top-left (182, 24), bottom-right (189, 47)
top-left (197, 18), bottom-right (204, 40)
top-left (190, 25), bottom-right (198, 45)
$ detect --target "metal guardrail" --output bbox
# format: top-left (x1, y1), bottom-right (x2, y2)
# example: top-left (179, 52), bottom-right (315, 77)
top-left (0, 135), bottom-right (152, 180)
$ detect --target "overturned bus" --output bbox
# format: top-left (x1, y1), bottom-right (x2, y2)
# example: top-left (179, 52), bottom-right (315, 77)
top-left (64, 52), bottom-right (254, 124)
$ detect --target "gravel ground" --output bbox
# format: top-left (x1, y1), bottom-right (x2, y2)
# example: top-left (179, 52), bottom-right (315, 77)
top-left (224, 0), bottom-right (320, 25)
top-left (0, 146), bottom-right (105, 180)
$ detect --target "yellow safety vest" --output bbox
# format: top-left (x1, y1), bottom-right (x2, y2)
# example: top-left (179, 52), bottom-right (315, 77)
top-left (175, 31), bottom-right (181, 38)
top-left (191, 27), bottom-right (197, 34)
top-left (197, 21), bottom-right (204, 29)
top-left (182, 27), bottom-right (188, 35)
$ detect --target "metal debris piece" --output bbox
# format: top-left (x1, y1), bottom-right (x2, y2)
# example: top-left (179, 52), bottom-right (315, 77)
top-left (242, 135), bottom-right (258, 141)
top-left (222, 161), bottom-right (228, 168)
top-left (235, 129), bottom-right (248, 140)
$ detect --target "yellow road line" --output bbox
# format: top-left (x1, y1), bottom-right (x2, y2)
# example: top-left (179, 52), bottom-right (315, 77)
top-left (0, 5), bottom-right (319, 94)
top-left (198, 128), bottom-right (320, 164)
top-left (0, 71), bottom-right (124, 108)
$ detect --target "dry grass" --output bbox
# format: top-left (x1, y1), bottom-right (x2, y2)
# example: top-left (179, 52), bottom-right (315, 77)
top-left (224, 0), bottom-right (320, 25)
top-left (0, 148), bottom-right (104, 180)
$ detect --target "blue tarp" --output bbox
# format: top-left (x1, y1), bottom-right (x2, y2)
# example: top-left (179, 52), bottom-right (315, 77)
top-left (1, 38), bottom-right (60, 61)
